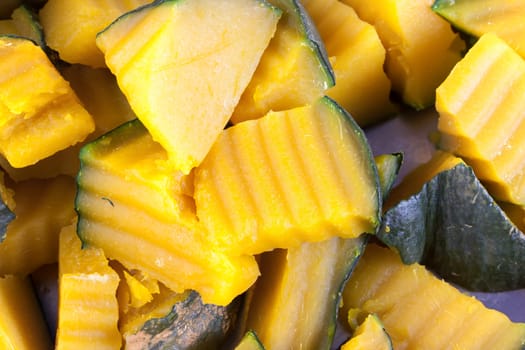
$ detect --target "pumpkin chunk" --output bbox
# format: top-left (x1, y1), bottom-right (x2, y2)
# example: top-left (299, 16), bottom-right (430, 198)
top-left (432, 0), bottom-right (525, 58)
top-left (96, 0), bottom-right (282, 174)
top-left (0, 275), bottom-right (53, 350)
top-left (76, 119), bottom-right (260, 306)
top-left (436, 32), bottom-right (525, 205)
top-left (55, 223), bottom-right (121, 350)
top-left (39, 0), bottom-right (151, 67)
top-left (195, 97), bottom-right (380, 256)
top-left (342, 244), bottom-right (525, 349)
top-left (0, 36), bottom-right (94, 168)
top-left (303, 0), bottom-right (397, 126)
top-left (230, 0), bottom-right (334, 124)
top-left (341, 314), bottom-right (392, 350)
top-left (341, 0), bottom-right (465, 109)
top-left (0, 175), bottom-right (76, 276)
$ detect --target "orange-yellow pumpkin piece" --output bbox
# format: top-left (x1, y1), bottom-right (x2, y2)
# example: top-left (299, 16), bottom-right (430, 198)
top-left (0, 36), bottom-right (94, 168)
top-left (436, 32), bottom-right (525, 205)
top-left (55, 223), bottom-right (121, 350)
top-left (194, 97), bottom-right (381, 256)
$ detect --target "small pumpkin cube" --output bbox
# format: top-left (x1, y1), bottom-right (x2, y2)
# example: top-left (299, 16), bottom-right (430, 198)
top-left (55, 223), bottom-right (121, 350)
top-left (195, 97), bottom-right (381, 256)
top-left (0, 36), bottom-right (94, 168)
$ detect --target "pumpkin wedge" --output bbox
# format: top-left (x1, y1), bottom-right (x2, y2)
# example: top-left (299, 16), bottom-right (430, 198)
top-left (436, 32), bottom-right (525, 205)
top-left (432, 0), bottom-right (525, 58)
top-left (302, 0), bottom-right (397, 126)
top-left (0, 36), bottom-right (94, 168)
top-left (341, 314), bottom-right (392, 350)
top-left (96, 0), bottom-right (282, 174)
top-left (0, 275), bottom-right (53, 350)
top-left (243, 236), bottom-right (366, 350)
top-left (342, 243), bottom-right (525, 349)
top-left (195, 97), bottom-right (381, 256)
top-left (230, 0), bottom-right (334, 124)
top-left (340, 0), bottom-right (465, 109)
top-left (55, 223), bottom-right (121, 350)
top-left (0, 175), bottom-right (76, 276)
top-left (39, 0), bottom-right (151, 67)
top-left (76, 119), bottom-right (260, 306)
top-left (377, 151), bottom-right (525, 292)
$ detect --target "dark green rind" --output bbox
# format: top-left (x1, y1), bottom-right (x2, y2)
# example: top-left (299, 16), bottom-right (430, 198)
top-left (269, 0), bottom-right (335, 88)
top-left (0, 198), bottom-right (14, 243)
top-left (377, 162), bottom-right (525, 292)
top-left (128, 291), bottom-right (242, 350)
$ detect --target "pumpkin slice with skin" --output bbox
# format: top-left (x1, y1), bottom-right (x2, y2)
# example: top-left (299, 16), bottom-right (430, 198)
top-left (432, 0), bottom-right (525, 58)
top-left (0, 170), bottom-right (15, 242)
top-left (76, 119), bottom-right (260, 306)
top-left (436, 32), bottom-right (525, 205)
top-left (230, 0), bottom-right (334, 124)
top-left (244, 235), bottom-right (367, 350)
top-left (341, 314), bottom-right (393, 350)
top-left (0, 175), bottom-right (76, 276)
top-left (96, 0), bottom-right (282, 174)
top-left (0, 274), bottom-right (53, 350)
top-left (0, 36), bottom-right (95, 168)
top-left (342, 243), bottom-right (525, 349)
top-left (39, 0), bottom-right (151, 67)
top-left (195, 96), bottom-right (381, 256)
top-left (55, 222), bottom-right (121, 350)
top-left (340, 0), bottom-right (465, 110)
top-left (377, 150), bottom-right (525, 292)
top-left (122, 288), bottom-right (242, 350)
top-left (302, 0), bottom-right (397, 126)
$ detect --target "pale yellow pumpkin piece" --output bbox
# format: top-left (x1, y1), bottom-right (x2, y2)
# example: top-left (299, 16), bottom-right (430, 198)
top-left (96, 0), bottom-right (281, 174)
top-left (55, 223), bottom-right (121, 350)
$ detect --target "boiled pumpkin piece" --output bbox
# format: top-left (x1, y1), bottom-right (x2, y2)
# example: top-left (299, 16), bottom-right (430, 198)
top-left (0, 275), bottom-right (53, 350)
top-left (123, 289), bottom-right (242, 350)
top-left (0, 64), bottom-right (137, 181)
top-left (96, 0), bottom-right (281, 174)
top-left (432, 0), bottom-right (525, 58)
top-left (39, 0), bottom-right (151, 67)
top-left (0, 175), bottom-right (76, 276)
top-left (341, 314), bottom-right (392, 350)
top-left (302, 0), bottom-right (397, 126)
top-left (377, 151), bottom-right (525, 292)
top-left (342, 243), bottom-right (525, 350)
top-left (0, 36), bottom-right (94, 168)
top-left (195, 97), bottom-right (381, 256)
top-left (436, 32), bottom-right (525, 205)
top-left (341, 0), bottom-right (465, 109)
top-left (230, 0), bottom-right (334, 124)
top-left (76, 119), bottom-right (260, 306)
top-left (244, 236), bottom-right (366, 350)
top-left (55, 223), bottom-right (121, 350)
